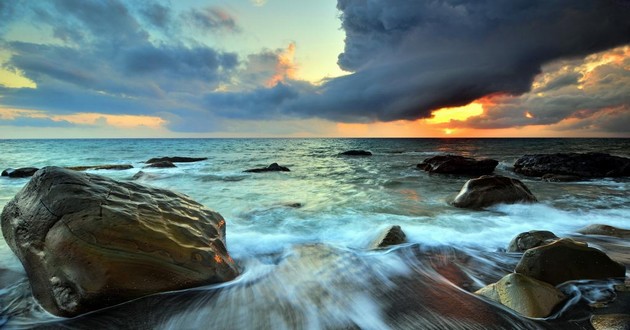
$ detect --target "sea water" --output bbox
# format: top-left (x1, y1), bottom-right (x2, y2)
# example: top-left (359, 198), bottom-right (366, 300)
top-left (0, 138), bottom-right (628, 329)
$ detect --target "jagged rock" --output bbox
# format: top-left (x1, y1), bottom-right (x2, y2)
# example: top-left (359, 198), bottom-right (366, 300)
top-left (369, 225), bottom-right (407, 249)
top-left (515, 238), bottom-right (625, 286)
top-left (578, 224), bottom-right (630, 239)
top-left (339, 150), bottom-right (372, 156)
top-left (417, 155), bottom-right (498, 175)
top-left (513, 152), bottom-right (630, 178)
top-left (144, 161), bottom-right (176, 168)
top-left (244, 163), bottom-right (290, 173)
top-left (591, 314), bottom-right (630, 330)
top-left (507, 231), bottom-right (559, 253)
top-left (475, 273), bottom-right (566, 318)
top-left (146, 157), bottom-right (207, 164)
top-left (1, 168), bottom-right (39, 178)
top-left (0, 167), bottom-right (238, 317)
top-left (65, 165), bottom-right (133, 171)
top-left (452, 175), bottom-right (537, 209)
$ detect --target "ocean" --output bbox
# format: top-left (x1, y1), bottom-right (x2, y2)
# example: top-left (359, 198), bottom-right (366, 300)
top-left (0, 138), bottom-right (629, 329)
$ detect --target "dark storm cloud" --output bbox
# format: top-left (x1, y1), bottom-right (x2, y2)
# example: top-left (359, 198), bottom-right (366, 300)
top-left (299, 0), bottom-right (630, 123)
top-left (2, 0), bottom-right (629, 134)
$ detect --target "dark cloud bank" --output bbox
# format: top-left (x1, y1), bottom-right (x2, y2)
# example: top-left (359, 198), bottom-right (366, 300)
top-left (1, 0), bottom-right (629, 133)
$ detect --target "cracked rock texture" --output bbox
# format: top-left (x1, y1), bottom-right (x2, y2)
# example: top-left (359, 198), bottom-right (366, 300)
top-left (1, 167), bottom-right (238, 317)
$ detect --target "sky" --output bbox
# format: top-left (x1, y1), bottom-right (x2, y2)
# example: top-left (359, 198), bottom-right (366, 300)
top-left (0, 0), bottom-right (629, 138)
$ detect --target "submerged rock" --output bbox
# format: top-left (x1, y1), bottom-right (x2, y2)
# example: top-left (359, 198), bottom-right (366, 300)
top-left (417, 155), bottom-right (498, 175)
top-left (507, 231), bottom-right (559, 253)
top-left (369, 225), bottom-right (407, 249)
top-left (578, 224), bottom-right (630, 239)
top-left (452, 175), bottom-right (537, 209)
top-left (144, 161), bottom-right (176, 168)
top-left (244, 163), bottom-right (290, 173)
top-left (65, 165), bottom-right (133, 171)
top-left (515, 238), bottom-right (625, 286)
top-left (339, 150), bottom-right (372, 156)
top-left (475, 273), bottom-right (566, 318)
top-left (0, 167), bottom-right (238, 317)
top-left (513, 152), bottom-right (630, 178)
top-left (146, 156), bottom-right (207, 164)
top-left (590, 314), bottom-right (630, 330)
top-left (541, 173), bottom-right (582, 182)
top-left (1, 168), bottom-right (39, 178)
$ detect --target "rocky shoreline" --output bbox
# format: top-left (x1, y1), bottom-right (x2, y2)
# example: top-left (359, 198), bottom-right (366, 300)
top-left (0, 150), bottom-right (629, 328)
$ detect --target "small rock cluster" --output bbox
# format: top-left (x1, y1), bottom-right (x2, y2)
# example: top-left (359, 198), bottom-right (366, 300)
top-left (476, 229), bottom-right (626, 318)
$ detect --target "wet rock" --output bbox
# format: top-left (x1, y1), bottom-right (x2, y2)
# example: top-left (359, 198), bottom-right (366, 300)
top-left (417, 155), bottom-right (498, 175)
top-left (452, 175), bottom-right (537, 209)
top-left (515, 238), bottom-right (625, 286)
top-left (339, 150), bottom-right (372, 156)
top-left (0, 167), bottom-right (238, 317)
top-left (513, 152), bottom-right (630, 178)
top-left (507, 230), bottom-right (559, 253)
top-left (146, 156), bottom-right (207, 164)
top-left (541, 173), bottom-right (582, 182)
top-left (1, 168), bottom-right (39, 178)
top-left (590, 314), bottom-right (630, 330)
top-left (475, 273), bottom-right (566, 318)
top-left (369, 225), bottom-right (407, 249)
top-left (578, 224), bottom-right (630, 239)
top-left (284, 202), bottom-right (303, 208)
top-left (65, 165), bottom-right (133, 171)
top-left (144, 161), bottom-right (176, 168)
top-left (244, 163), bottom-right (290, 173)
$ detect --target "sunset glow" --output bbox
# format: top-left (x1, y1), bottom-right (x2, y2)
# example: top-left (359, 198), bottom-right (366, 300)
top-left (0, 1), bottom-right (627, 138)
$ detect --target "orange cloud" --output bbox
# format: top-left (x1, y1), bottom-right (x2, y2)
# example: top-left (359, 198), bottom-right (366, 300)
top-left (0, 107), bottom-right (166, 129)
top-left (266, 42), bottom-right (298, 87)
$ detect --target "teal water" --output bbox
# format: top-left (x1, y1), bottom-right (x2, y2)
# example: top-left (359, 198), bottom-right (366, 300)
top-left (0, 138), bottom-right (629, 329)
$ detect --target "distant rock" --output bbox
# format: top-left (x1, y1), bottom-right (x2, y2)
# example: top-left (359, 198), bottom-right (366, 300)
top-left (0, 166), bottom-right (238, 317)
top-left (417, 155), bottom-right (498, 175)
top-left (65, 164), bottom-right (133, 171)
top-left (590, 314), bottom-right (630, 330)
top-left (146, 156), bottom-right (207, 164)
top-left (244, 163), bottom-right (290, 173)
top-left (452, 175), bottom-right (537, 209)
top-left (1, 167), bottom-right (39, 178)
top-left (577, 224), bottom-right (630, 239)
top-left (284, 202), bottom-right (303, 208)
top-left (541, 173), bottom-right (582, 182)
top-left (369, 225), bottom-right (407, 249)
top-left (515, 238), bottom-right (625, 286)
top-left (475, 273), bottom-right (566, 318)
top-left (513, 152), bottom-right (630, 178)
top-left (507, 230), bottom-right (559, 253)
top-left (339, 150), bottom-right (372, 156)
top-left (144, 161), bottom-right (176, 168)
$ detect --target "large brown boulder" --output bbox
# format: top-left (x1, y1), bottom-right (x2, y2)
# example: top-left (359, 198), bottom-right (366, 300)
top-left (515, 239), bottom-right (625, 286)
top-left (417, 155), bottom-right (498, 175)
top-left (475, 273), bottom-right (566, 318)
top-left (452, 175), bottom-right (537, 209)
top-left (513, 152), bottom-right (630, 178)
top-left (507, 230), bottom-right (558, 253)
top-left (0, 167), bottom-right (238, 317)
